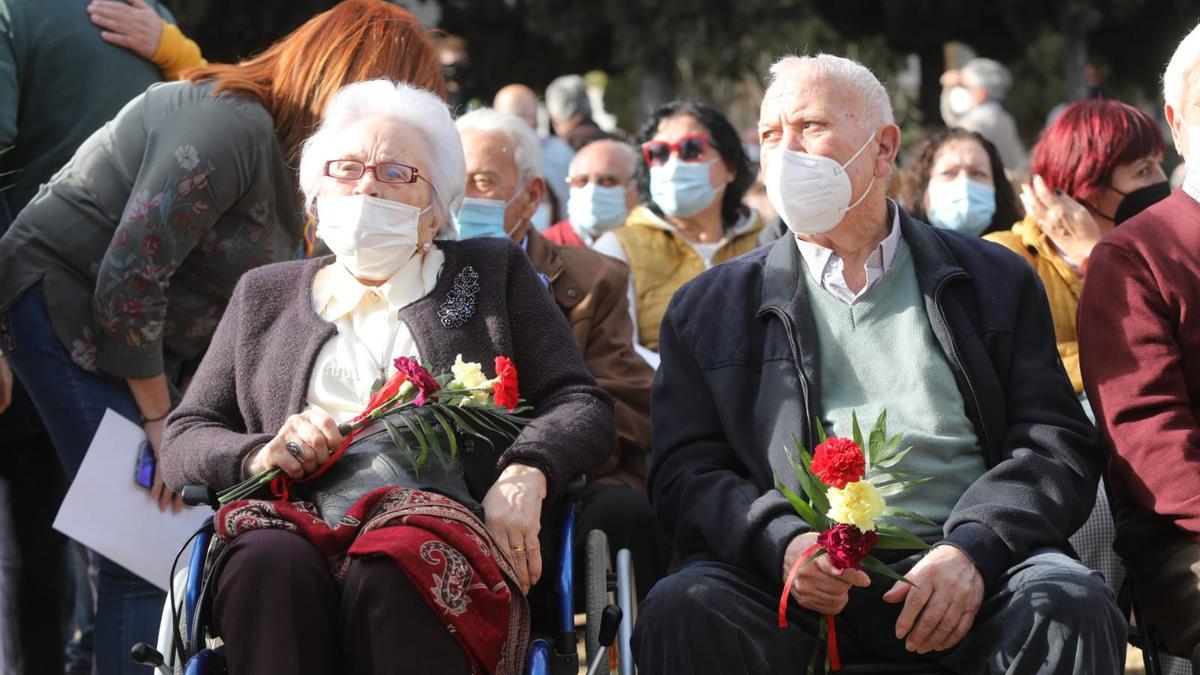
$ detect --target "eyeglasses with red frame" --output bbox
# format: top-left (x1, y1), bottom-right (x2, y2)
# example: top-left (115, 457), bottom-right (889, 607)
top-left (324, 159), bottom-right (425, 184)
top-left (641, 134), bottom-right (716, 167)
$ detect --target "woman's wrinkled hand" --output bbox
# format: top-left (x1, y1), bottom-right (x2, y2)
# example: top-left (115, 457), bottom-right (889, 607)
top-left (245, 409), bottom-right (343, 480)
top-left (1021, 174), bottom-right (1103, 268)
top-left (482, 463), bottom-right (547, 594)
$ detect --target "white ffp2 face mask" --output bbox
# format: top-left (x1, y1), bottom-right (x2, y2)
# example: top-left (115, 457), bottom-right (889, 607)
top-left (764, 132), bottom-right (878, 235)
top-left (316, 194), bottom-right (428, 280)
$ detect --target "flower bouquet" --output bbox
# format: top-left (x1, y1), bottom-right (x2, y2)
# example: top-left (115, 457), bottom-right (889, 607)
top-left (776, 411), bottom-right (935, 673)
top-left (217, 354), bottom-right (531, 516)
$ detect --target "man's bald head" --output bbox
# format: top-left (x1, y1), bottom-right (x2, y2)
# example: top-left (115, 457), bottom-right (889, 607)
top-left (569, 139), bottom-right (638, 180)
top-left (493, 84), bottom-right (539, 128)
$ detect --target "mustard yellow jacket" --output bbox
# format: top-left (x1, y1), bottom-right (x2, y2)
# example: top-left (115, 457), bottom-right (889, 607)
top-left (985, 218), bottom-right (1085, 393)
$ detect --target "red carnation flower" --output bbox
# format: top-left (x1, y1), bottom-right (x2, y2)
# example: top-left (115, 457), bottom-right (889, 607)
top-left (393, 357), bottom-right (440, 406)
top-left (810, 437), bottom-right (866, 489)
top-left (492, 356), bottom-right (519, 412)
top-left (817, 523), bottom-right (878, 571)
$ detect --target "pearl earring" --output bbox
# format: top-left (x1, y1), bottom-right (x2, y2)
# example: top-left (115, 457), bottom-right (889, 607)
top-left (422, 241), bottom-right (432, 253)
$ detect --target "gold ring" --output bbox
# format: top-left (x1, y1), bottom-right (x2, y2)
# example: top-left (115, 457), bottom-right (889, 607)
top-left (511, 544), bottom-right (527, 553)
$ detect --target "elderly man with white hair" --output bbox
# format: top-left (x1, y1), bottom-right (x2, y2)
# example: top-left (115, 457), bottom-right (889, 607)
top-left (1078, 23), bottom-right (1200, 671)
top-left (544, 139), bottom-right (639, 247)
top-left (455, 108), bottom-right (669, 597)
top-left (632, 54), bottom-right (1124, 674)
top-left (941, 57), bottom-right (1028, 176)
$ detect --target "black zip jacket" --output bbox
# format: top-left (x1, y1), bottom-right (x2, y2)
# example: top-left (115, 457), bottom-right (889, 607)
top-left (648, 208), bottom-right (1098, 591)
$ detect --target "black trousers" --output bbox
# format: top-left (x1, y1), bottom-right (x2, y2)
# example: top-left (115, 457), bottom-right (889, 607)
top-left (0, 385), bottom-right (68, 675)
top-left (633, 552), bottom-right (1127, 675)
top-left (212, 529), bottom-right (471, 675)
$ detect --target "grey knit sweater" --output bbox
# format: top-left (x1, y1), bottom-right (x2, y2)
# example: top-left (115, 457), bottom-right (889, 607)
top-left (161, 237), bottom-right (615, 502)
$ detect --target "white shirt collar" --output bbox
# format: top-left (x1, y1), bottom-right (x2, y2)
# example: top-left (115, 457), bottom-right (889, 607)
top-left (793, 200), bottom-right (902, 305)
top-left (312, 250), bottom-right (441, 322)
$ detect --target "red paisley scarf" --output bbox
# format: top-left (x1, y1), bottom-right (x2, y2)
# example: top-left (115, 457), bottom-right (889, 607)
top-left (217, 487), bottom-right (529, 675)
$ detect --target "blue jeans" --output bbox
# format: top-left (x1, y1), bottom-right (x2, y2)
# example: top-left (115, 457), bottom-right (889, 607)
top-left (4, 283), bottom-right (165, 675)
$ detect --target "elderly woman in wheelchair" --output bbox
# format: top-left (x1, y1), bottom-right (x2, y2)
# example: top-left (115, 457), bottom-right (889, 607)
top-left (158, 79), bottom-right (614, 675)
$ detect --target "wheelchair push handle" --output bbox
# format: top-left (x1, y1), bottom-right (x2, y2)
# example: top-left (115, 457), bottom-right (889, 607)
top-left (584, 604), bottom-right (622, 675)
top-left (181, 484), bottom-right (220, 510)
top-left (130, 642), bottom-right (171, 675)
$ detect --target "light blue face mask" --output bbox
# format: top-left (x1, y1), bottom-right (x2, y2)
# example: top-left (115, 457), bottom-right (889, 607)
top-left (926, 176), bottom-right (996, 236)
top-left (568, 183), bottom-right (630, 238)
top-left (454, 196), bottom-right (513, 239)
top-left (649, 157), bottom-right (720, 218)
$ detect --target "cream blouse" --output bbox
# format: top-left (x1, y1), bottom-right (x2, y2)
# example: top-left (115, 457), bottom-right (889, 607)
top-left (306, 251), bottom-right (444, 425)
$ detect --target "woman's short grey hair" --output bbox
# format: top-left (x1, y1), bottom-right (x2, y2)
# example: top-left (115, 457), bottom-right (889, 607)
top-left (455, 107), bottom-right (543, 189)
top-left (298, 79), bottom-right (465, 239)
top-left (545, 74), bottom-right (592, 123)
top-left (961, 58), bottom-right (1012, 102)
top-left (767, 54), bottom-right (895, 129)
top-left (1164, 23), bottom-right (1200, 110)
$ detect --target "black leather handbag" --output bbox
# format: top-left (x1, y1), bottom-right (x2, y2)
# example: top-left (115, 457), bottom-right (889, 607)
top-left (291, 407), bottom-right (483, 527)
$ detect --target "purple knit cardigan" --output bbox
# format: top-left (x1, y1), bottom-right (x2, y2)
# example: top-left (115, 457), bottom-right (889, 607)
top-left (161, 237), bottom-right (614, 502)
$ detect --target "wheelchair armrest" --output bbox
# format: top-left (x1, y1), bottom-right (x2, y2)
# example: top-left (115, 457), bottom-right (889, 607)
top-left (561, 474), bottom-right (588, 502)
top-left (181, 485), bottom-right (220, 510)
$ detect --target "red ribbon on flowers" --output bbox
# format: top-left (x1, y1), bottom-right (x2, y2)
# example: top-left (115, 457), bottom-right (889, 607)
top-left (778, 543), bottom-right (843, 671)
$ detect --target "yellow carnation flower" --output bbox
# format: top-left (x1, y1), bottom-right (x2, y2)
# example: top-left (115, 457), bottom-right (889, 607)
top-left (826, 480), bottom-right (885, 532)
top-left (450, 354), bottom-right (488, 390)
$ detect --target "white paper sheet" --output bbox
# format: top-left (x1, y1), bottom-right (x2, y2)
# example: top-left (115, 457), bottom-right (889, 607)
top-left (53, 409), bottom-right (212, 591)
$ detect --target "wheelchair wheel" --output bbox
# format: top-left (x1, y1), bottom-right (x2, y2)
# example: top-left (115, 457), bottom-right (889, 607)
top-left (584, 529), bottom-right (614, 675)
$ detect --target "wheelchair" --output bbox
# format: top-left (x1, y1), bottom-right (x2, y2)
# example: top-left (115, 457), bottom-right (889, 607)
top-left (132, 476), bottom-right (638, 675)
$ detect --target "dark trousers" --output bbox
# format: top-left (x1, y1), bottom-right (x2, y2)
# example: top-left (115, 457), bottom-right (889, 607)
top-left (1120, 514), bottom-right (1200, 670)
top-left (212, 529), bottom-right (471, 675)
top-left (4, 284), bottom-right (165, 674)
top-left (0, 384), bottom-right (68, 675)
top-left (632, 551), bottom-right (1127, 675)
top-left (575, 482), bottom-right (671, 603)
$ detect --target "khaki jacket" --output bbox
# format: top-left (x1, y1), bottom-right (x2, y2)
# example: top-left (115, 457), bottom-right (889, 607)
top-left (985, 218), bottom-right (1085, 393)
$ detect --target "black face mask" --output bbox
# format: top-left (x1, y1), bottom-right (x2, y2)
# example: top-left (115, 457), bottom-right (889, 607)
top-left (1113, 181), bottom-right (1171, 225)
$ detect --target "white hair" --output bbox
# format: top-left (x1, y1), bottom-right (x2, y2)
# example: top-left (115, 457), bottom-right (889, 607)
top-left (545, 74), bottom-right (592, 122)
top-left (1165, 23), bottom-right (1200, 110)
top-left (961, 58), bottom-right (1012, 102)
top-left (767, 54), bottom-right (895, 128)
top-left (298, 79), bottom-right (465, 239)
top-left (455, 107), bottom-right (543, 188)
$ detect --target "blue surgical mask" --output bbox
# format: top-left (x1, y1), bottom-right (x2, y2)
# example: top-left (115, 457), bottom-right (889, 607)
top-left (531, 201), bottom-right (552, 232)
top-left (568, 183), bottom-right (630, 238)
top-left (926, 176), bottom-right (996, 236)
top-left (454, 196), bottom-right (513, 239)
top-left (649, 157), bottom-right (720, 218)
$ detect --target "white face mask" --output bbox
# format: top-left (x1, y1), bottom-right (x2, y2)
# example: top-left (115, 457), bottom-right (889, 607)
top-left (316, 194), bottom-right (428, 281)
top-left (948, 86), bottom-right (975, 116)
top-left (764, 132), bottom-right (878, 235)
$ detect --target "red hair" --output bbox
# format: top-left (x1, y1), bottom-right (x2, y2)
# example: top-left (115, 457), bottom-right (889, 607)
top-left (184, 0), bottom-right (445, 165)
top-left (1030, 99), bottom-right (1164, 209)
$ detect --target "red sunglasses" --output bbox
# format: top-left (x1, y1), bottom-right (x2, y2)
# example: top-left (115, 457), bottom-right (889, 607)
top-left (641, 134), bottom-right (715, 167)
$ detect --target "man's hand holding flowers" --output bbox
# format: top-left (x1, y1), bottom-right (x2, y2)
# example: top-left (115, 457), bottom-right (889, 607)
top-left (783, 532), bottom-right (871, 616)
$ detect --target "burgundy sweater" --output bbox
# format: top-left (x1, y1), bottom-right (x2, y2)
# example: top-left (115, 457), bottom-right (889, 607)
top-left (1078, 188), bottom-right (1200, 540)
top-left (161, 237), bottom-right (614, 502)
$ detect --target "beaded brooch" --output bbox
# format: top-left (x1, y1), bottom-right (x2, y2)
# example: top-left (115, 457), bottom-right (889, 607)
top-left (438, 266), bottom-right (479, 328)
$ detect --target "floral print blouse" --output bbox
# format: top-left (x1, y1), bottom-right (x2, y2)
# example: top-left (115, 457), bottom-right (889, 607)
top-left (0, 80), bottom-right (302, 383)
